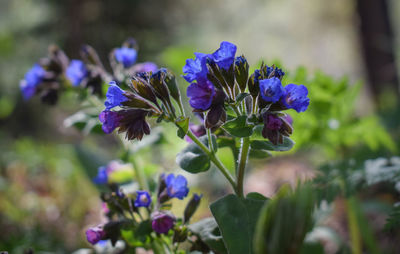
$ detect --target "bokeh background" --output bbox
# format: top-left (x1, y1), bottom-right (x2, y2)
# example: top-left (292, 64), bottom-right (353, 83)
top-left (1, 0), bottom-right (399, 253)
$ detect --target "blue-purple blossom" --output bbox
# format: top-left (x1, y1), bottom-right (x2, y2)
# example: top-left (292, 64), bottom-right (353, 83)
top-left (104, 81), bottom-right (128, 110)
top-left (134, 190), bottom-right (152, 208)
top-left (115, 47), bottom-right (137, 68)
top-left (186, 79), bottom-right (216, 110)
top-left (86, 225), bottom-right (105, 245)
top-left (282, 84), bottom-right (310, 112)
top-left (20, 64), bottom-right (46, 100)
top-left (93, 166), bottom-right (108, 184)
top-left (133, 62), bottom-right (158, 73)
top-left (211, 41), bottom-right (237, 70)
top-left (151, 211), bottom-right (176, 234)
top-left (99, 110), bottom-right (122, 134)
top-left (165, 174), bottom-right (189, 200)
top-left (259, 77), bottom-right (285, 103)
top-left (182, 53), bottom-right (209, 82)
top-left (66, 60), bottom-right (88, 86)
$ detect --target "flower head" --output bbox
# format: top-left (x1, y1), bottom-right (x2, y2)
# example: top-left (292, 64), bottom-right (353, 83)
top-left (86, 225), bottom-right (105, 245)
top-left (66, 59), bottom-right (88, 86)
top-left (20, 64), bottom-right (46, 100)
top-left (151, 211), bottom-right (176, 234)
top-left (115, 47), bottom-right (137, 68)
top-left (99, 110), bottom-right (122, 134)
top-left (93, 166), bottom-right (109, 184)
top-left (134, 190), bottom-right (152, 208)
top-left (186, 79), bottom-right (216, 110)
top-left (282, 84), bottom-right (310, 112)
top-left (104, 81), bottom-right (128, 110)
top-left (165, 174), bottom-right (189, 200)
top-left (182, 53), bottom-right (209, 82)
top-left (117, 109), bottom-right (151, 140)
top-left (259, 78), bottom-right (285, 103)
top-left (211, 41), bottom-right (237, 70)
top-left (132, 62), bottom-right (158, 73)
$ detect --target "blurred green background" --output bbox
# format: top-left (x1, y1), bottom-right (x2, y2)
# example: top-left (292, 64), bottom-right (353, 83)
top-left (0, 0), bottom-right (399, 253)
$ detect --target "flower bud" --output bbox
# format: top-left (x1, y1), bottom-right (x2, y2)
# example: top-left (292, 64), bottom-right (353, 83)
top-left (151, 211), bottom-right (176, 234)
top-left (183, 193), bottom-right (203, 223)
top-left (235, 56), bottom-right (249, 92)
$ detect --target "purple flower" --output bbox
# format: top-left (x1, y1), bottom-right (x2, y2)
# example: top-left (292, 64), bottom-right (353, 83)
top-left (259, 77), bottom-right (285, 103)
top-left (66, 60), bottom-right (88, 86)
top-left (134, 190), bottom-right (152, 208)
top-left (132, 62), bottom-right (158, 73)
top-left (99, 110), bottom-right (122, 134)
top-left (115, 47), bottom-right (137, 68)
top-left (186, 79), bottom-right (216, 110)
top-left (151, 211), bottom-right (176, 234)
top-left (182, 53), bottom-right (210, 82)
top-left (20, 64), bottom-right (46, 100)
top-left (93, 166), bottom-right (109, 184)
top-left (165, 174), bottom-right (189, 200)
top-left (86, 225), bottom-right (105, 245)
top-left (104, 81), bottom-right (128, 110)
top-left (211, 41), bottom-right (237, 70)
top-left (266, 114), bottom-right (283, 130)
top-left (185, 123), bottom-right (206, 143)
top-left (282, 84), bottom-right (310, 112)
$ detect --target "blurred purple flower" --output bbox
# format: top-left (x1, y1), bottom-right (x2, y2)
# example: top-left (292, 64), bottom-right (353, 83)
top-left (185, 123), bottom-right (206, 143)
top-left (66, 59), bottom-right (88, 86)
top-left (115, 47), bottom-right (137, 68)
top-left (165, 174), bottom-right (189, 200)
top-left (133, 62), bottom-right (158, 73)
top-left (20, 64), bottom-right (46, 100)
top-left (134, 190), bottom-right (152, 208)
top-left (86, 225), bottom-right (105, 245)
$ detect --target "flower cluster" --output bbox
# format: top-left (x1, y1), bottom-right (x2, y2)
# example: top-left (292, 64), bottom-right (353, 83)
top-left (86, 171), bottom-right (202, 246)
top-left (99, 68), bottom-right (183, 141)
top-left (182, 41), bottom-right (310, 144)
top-left (19, 38), bottom-right (157, 104)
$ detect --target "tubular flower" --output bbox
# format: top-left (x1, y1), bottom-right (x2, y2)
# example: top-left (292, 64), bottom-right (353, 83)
top-left (259, 77), bottom-right (285, 103)
top-left (104, 81), bottom-right (128, 110)
top-left (86, 225), bottom-right (105, 245)
top-left (211, 41), bottom-right (237, 71)
top-left (66, 59), bottom-right (88, 86)
top-left (282, 84), bottom-right (310, 112)
top-left (165, 173), bottom-right (189, 200)
top-left (99, 110), bottom-right (122, 134)
top-left (151, 211), bottom-right (176, 234)
top-left (134, 190), bottom-right (152, 208)
top-left (186, 79), bottom-right (216, 111)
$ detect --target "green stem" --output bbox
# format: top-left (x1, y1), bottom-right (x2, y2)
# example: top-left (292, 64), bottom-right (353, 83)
top-left (130, 153), bottom-right (149, 191)
top-left (236, 137), bottom-right (250, 198)
top-left (207, 128), bottom-right (214, 152)
top-left (186, 130), bottom-right (237, 193)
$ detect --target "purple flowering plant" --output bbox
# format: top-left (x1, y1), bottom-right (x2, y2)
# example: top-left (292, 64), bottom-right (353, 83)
top-left (21, 38), bottom-right (311, 253)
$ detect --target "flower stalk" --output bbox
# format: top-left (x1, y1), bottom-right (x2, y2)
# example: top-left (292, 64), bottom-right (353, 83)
top-left (236, 137), bottom-right (250, 198)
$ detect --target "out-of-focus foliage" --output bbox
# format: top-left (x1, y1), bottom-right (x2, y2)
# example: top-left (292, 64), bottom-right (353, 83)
top-left (285, 67), bottom-right (396, 158)
top-left (0, 138), bottom-right (101, 252)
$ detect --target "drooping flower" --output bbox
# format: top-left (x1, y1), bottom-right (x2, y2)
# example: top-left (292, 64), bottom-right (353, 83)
top-left (86, 225), bottom-right (105, 245)
top-left (186, 79), bottom-right (216, 110)
top-left (211, 41), bottom-right (237, 70)
top-left (99, 110), bottom-right (122, 134)
top-left (20, 64), bottom-right (46, 100)
top-left (151, 211), bottom-right (176, 234)
top-left (165, 174), bottom-right (189, 200)
top-left (104, 81), bottom-right (128, 110)
top-left (282, 84), bottom-right (310, 112)
top-left (115, 47), bottom-right (137, 68)
top-left (266, 114), bottom-right (283, 130)
top-left (262, 113), bottom-right (293, 145)
top-left (117, 109), bottom-right (151, 141)
top-left (134, 190), bottom-right (152, 208)
top-left (182, 53), bottom-right (209, 83)
top-left (259, 77), bottom-right (285, 103)
top-left (66, 59), bottom-right (88, 86)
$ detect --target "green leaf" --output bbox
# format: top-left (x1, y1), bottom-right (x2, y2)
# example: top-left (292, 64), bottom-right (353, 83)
top-left (189, 217), bottom-right (228, 254)
top-left (254, 184), bottom-right (315, 254)
top-left (176, 135), bottom-right (216, 174)
top-left (64, 109), bottom-right (102, 135)
top-left (249, 149), bottom-right (272, 159)
top-left (175, 116), bottom-right (190, 139)
top-left (250, 138), bottom-right (294, 152)
top-left (210, 194), bottom-right (267, 254)
top-left (223, 115), bottom-right (254, 137)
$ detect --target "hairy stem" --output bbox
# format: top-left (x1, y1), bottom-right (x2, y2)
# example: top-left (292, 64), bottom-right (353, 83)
top-left (186, 130), bottom-right (237, 193)
top-left (237, 137), bottom-right (250, 198)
